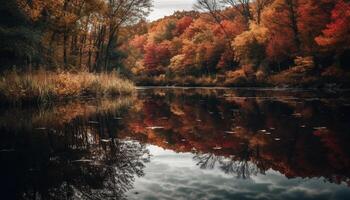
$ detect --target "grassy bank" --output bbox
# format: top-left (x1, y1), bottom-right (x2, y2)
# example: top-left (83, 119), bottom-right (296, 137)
top-left (135, 65), bottom-right (350, 89)
top-left (0, 70), bottom-right (135, 104)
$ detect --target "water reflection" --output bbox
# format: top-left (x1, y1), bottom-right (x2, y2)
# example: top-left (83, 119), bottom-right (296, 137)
top-left (0, 88), bottom-right (350, 199)
top-left (0, 97), bottom-right (150, 200)
top-left (122, 88), bottom-right (350, 186)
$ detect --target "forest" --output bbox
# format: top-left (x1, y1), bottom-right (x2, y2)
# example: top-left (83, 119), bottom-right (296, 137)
top-left (1, 1), bottom-right (350, 198)
top-left (1, 0), bottom-right (350, 102)
top-left (0, 0), bottom-right (151, 103)
top-left (128, 0), bottom-right (350, 87)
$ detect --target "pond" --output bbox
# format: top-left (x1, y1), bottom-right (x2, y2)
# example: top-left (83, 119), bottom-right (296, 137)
top-left (0, 88), bottom-right (350, 200)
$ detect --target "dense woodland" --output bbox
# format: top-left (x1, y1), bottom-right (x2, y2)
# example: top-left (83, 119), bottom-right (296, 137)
top-left (128, 0), bottom-right (350, 87)
top-left (0, 0), bottom-right (151, 72)
top-left (1, 0), bottom-right (350, 88)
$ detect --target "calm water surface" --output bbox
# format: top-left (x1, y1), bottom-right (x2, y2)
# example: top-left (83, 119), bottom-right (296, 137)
top-left (0, 88), bottom-right (350, 200)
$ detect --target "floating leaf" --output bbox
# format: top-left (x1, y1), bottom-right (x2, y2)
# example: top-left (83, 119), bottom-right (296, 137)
top-left (146, 126), bottom-right (164, 130)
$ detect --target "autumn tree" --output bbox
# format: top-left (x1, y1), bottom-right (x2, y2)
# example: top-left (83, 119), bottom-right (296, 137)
top-left (253, 0), bottom-right (273, 24)
top-left (315, 0), bottom-right (350, 62)
top-left (297, 0), bottom-right (335, 54)
top-left (222, 0), bottom-right (252, 24)
top-left (233, 23), bottom-right (269, 71)
top-left (174, 16), bottom-right (194, 36)
top-left (102, 0), bottom-right (152, 71)
top-left (143, 42), bottom-right (171, 75)
top-left (262, 0), bottom-right (301, 64)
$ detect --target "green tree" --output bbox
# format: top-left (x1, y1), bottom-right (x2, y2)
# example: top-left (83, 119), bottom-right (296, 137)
top-left (0, 0), bottom-right (42, 70)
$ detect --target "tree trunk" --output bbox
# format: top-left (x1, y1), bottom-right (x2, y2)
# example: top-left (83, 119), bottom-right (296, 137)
top-left (286, 0), bottom-right (301, 52)
top-left (63, 32), bottom-right (68, 68)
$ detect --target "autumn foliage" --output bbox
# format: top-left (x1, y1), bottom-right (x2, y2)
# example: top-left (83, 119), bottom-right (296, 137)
top-left (125, 0), bottom-right (350, 87)
top-left (315, 0), bottom-right (350, 52)
top-left (1, 0), bottom-right (350, 87)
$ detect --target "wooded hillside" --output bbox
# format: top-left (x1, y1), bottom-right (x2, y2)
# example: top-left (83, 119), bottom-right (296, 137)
top-left (126, 0), bottom-right (350, 87)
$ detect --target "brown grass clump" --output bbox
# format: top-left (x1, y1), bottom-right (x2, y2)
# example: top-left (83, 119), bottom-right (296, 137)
top-left (268, 56), bottom-right (316, 87)
top-left (0, 70), bottom-right (135, 104)
top-left (224, 69), bottom-right (249, 86)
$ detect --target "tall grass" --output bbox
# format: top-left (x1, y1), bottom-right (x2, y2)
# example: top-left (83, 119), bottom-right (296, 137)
top-left (0, 70), bottom-right (135, 104)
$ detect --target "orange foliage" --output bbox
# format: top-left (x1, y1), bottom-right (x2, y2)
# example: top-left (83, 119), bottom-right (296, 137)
top-left (125, 1), bottom-right (349, 85)
top-left (130, 35), bottom-right (148, 52)
top-left (174, 16), bottom-right (193, 36)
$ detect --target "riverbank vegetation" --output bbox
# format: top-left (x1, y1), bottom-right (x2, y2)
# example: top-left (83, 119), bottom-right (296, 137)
top-left (0, 70), bottom-right (134, 104)
top-left (125, 0), bottom-right (350, 88)
top-left (0, 0), bottom-right (150, 103)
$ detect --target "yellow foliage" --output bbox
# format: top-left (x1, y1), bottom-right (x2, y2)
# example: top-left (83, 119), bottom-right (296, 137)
top-left (169, 54), bottom-right (185, 72)
top-left (232, 23), bottom-right (269, 66)
top-left (0, 70), bottom-right (135, 103)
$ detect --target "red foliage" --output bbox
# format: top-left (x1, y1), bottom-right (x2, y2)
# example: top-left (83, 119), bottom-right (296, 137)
top-left (143, 43), bottom-right (158, 69)
top-left (297, 0), bottom-right (335, 53)
top-left (143, 42), bottom-right (171, 73)
top-left (315, 0), bottom-right (350, 50)
top-left (213, 20), bottom-right (245, 38)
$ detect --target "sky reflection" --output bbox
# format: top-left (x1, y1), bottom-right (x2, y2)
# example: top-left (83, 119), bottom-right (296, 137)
top-left (127, 145), bottom-right (350, 200)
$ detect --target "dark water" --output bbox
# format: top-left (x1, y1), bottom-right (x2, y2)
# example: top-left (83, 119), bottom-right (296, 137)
top-left (1, 88), bottom-right (350, 200)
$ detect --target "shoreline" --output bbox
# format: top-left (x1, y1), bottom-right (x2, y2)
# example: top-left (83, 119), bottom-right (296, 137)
top-left (0, 71), bottom-right (136, 105)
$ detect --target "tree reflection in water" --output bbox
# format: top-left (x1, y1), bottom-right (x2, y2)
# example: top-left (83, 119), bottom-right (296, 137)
top-left (0, 98), bottom-right (150, 200)
top-left (119, 88), bottom-right (350, 185)
top-left (194, 140), bottom-right (268, 179)
top-left (194, 153), bottom-right (261, 179)
top-left (1, 88), bottom-right (350, 200)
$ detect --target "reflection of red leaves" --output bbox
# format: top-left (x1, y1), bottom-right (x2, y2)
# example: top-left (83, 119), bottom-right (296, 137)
top-left (118, 94), bottom-right (350, 185)
top-left (314, 129), bottom-right (349, 169)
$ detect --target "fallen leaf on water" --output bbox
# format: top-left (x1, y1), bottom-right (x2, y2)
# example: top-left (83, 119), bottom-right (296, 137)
top-left (225, 131), bottom-right (236, 134)
top-left (146, 126), bottom-right (164, 130)
top-left (314, 127), bottom-right (327, 130)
